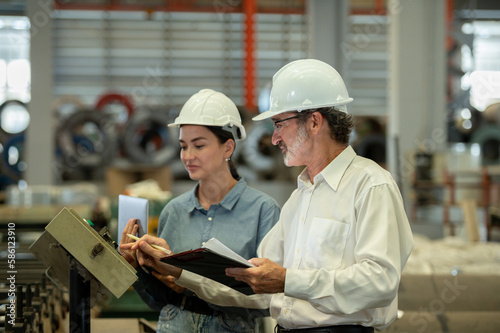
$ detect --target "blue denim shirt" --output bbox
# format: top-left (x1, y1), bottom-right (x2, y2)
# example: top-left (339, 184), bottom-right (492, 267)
top-left (133, 178), bottom-right (280, 318)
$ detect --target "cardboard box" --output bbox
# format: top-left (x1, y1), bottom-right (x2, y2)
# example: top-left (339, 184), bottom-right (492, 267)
top-left (106, 165), bottom-right (172, 197)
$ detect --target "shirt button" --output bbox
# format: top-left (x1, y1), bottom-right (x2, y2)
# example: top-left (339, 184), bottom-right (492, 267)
top-left (208, 217), bottom-right (213, 221)
top-left (296, 248), bottom-right (300, 253)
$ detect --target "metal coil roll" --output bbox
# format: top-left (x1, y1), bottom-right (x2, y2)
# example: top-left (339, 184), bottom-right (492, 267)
top-left (354, 133), bottom-right (387, 166)
top-left (242, 123), bottom-right (277, 174)
top-left (52, 95), bottom-right (86, 119)
top-left (95, 93), bottom-right (135, 131)
top-left (56, 109), bottom-right (117, 169)
top-left (121, 109), bottom-right (179, 165)
top-left (471, 124), bottom-right (500, 165)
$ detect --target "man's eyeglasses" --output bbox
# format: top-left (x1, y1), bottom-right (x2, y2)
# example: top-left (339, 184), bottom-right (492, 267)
top-left (272, 114), bottom-right (303, 131)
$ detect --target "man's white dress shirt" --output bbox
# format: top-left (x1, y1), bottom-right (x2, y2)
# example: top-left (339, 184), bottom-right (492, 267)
top-left (177, 146), bottom-right (414, 330)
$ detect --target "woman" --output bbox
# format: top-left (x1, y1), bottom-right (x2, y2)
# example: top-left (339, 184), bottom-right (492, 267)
top-left (120, 89), bottom-right (280, 333)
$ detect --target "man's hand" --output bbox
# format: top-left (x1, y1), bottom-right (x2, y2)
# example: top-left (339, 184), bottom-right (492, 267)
top-left (226, 258), bottom-right (286, 294)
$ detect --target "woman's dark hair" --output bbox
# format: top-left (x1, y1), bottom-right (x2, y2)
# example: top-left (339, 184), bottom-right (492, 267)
top-left (206, 126), bottom-right (240, 180)
top-left (297, 107), bottom-right (354, 145)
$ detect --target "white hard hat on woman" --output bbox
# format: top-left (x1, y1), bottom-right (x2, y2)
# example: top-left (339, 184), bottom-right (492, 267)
top-left (168, 89), bottom-right (246, 141)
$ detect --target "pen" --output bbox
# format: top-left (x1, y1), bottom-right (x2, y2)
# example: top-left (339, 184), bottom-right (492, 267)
top-left (126, 234), bottom-right (172, 254)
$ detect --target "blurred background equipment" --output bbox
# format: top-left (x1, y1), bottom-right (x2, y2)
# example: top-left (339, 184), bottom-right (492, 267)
top-left (0, 100), bottom-right (30, 137)
top-left (1, 133), bottom-right (26, 182)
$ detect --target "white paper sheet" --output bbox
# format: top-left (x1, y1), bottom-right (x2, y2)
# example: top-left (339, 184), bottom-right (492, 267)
top-left (117, 194), bottom-right (148, 245)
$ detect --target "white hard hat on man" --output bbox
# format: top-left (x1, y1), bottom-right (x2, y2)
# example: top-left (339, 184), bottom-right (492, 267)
top-left (253, 59), bottom-right (353, 121)
top-left (169, 89), bottom-right (246, 141)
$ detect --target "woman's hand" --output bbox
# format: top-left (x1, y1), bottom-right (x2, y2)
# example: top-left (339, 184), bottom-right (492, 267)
top-left (152, 272), bottom-right (186, 294)
top-left (119, 218), bottom-right (139, 268)
top-left (122, 234), bottom-right (182, 279)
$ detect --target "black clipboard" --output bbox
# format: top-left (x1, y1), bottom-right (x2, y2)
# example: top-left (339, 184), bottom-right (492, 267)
top-left (161, 245), bottom-right (255, 295)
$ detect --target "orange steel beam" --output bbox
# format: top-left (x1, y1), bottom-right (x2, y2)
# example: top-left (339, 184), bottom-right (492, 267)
top-left (374, 0), bottom-right (385, 13)
top-left (351, 0), bottom-right (387, 15)
top-left (446, 0), bottom-right (454, 50)
top-left (243, 0), bottom-right (256, 111)
top-left (53, 1), bottom-right (305, 14)
top-left (351, 8), bottom-right (387, 15)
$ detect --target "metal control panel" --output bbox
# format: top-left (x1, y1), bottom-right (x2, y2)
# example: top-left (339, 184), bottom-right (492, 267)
top-left (32, 207), bottom-right (137, 298)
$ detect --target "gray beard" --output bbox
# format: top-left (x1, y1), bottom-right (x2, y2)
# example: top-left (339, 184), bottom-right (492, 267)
top-left (284, 125), bottom-right (308, 166)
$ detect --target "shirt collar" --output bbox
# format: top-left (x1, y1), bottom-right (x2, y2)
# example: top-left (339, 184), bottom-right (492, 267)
top-left (297, 146), bottom-right (356, 191)
top-left (184, 178), bottom-right (247, 212)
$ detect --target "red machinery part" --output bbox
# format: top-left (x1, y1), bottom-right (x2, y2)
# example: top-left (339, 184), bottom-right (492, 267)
top-left (95, 93), bottom-right (135, 118)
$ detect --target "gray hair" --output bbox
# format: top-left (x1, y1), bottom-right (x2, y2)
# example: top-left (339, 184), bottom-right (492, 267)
top-left (297, 107), bottom-right (354, 145)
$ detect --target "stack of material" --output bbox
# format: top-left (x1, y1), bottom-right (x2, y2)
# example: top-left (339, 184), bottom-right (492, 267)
top-left (404, 234), bottom-right (500, 276)
top-left (382, 235), bottom-right (500, 332)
